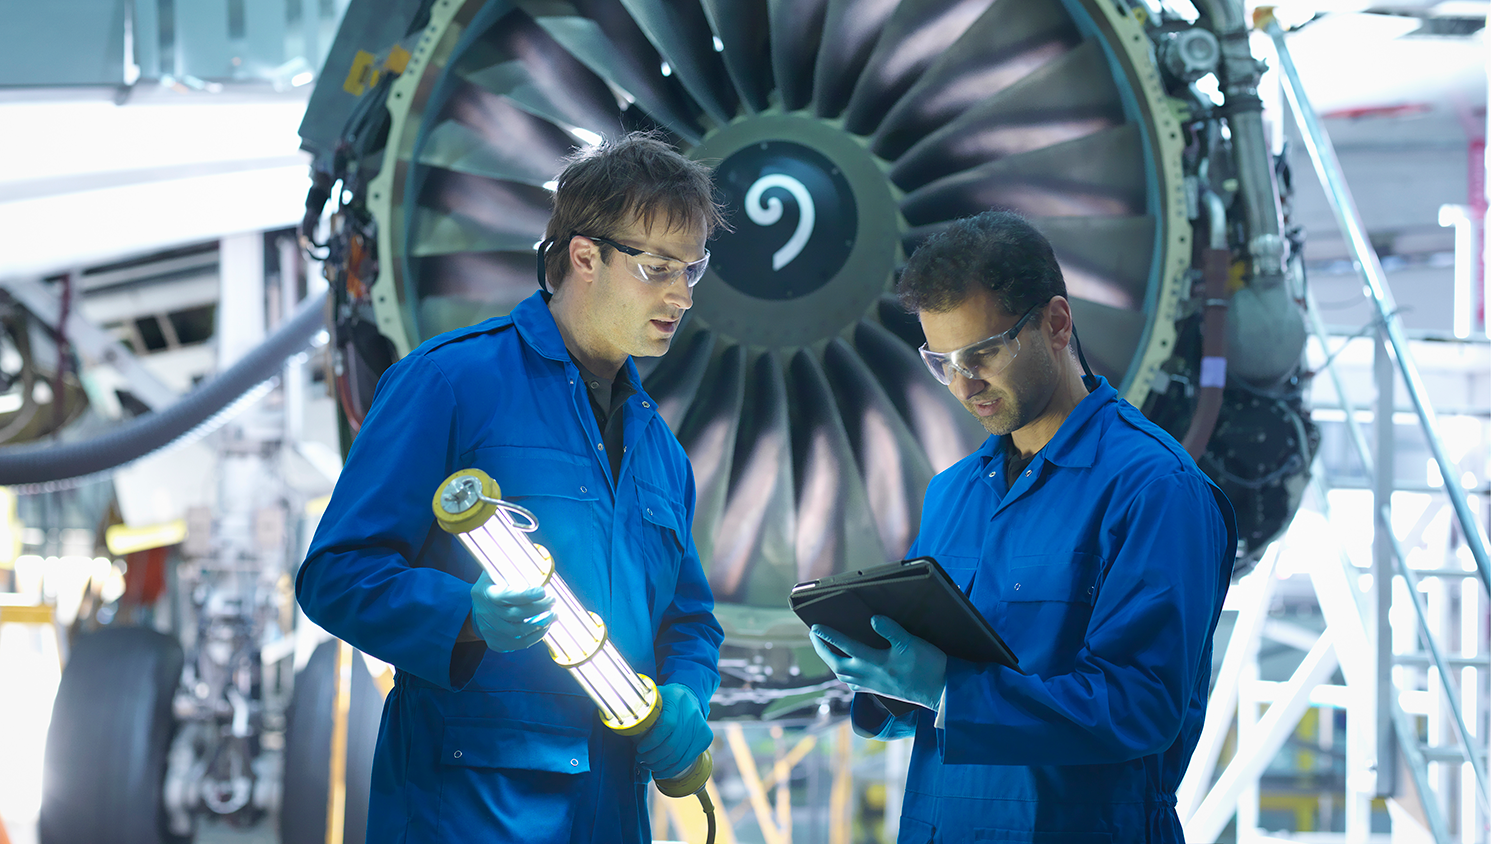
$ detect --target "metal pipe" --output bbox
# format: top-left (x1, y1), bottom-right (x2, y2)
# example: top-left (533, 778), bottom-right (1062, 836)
top-left (1267, 17), bottom-right (1492, 588)
top-left (1374, 332), bottom-right (1396, 796)
top-left (1192, 0), bottom-right (1287, 286)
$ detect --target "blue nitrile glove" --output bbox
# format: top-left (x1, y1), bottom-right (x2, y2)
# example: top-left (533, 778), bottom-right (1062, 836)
top-left (469, 571), bottom-right (555, 652)
top-left (636, 683), bottom-right (712, 779)
top-left (809, 616), bottom-right (947, 711)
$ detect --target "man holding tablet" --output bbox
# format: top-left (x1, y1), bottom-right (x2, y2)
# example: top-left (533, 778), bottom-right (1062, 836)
top-left (808, 210), bottom-right (1237, 843)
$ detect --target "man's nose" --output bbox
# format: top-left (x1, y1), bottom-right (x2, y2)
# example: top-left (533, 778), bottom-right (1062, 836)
top-left (952, 372), bottom-right (986, 400)
top-left (666, 274), bottom-right (693, 310)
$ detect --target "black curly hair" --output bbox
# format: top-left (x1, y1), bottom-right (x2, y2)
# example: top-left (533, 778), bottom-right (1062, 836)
top-left (896, 210), bottom-right (1067, 317)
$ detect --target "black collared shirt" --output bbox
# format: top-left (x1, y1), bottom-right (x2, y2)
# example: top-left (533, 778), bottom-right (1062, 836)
top-left (571, 353), bottom-right (637, 482)
top-left (1001, 436), bottom-right (1031, 489)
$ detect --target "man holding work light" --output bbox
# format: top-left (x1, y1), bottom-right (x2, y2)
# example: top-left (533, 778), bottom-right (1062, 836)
top-left (809, 211), bottom-right (1237, 843)
top-left (298, 133), bottom-right (724, 844)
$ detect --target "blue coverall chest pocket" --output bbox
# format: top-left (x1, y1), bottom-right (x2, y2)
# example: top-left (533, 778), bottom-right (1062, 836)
top-left (990, 553), bottom-right (1101, 675)
top-left (474, 448), bottom-right (601, 556)
top-left (999, 553), bottom-right (1102, 605)
top-left (636, 481), bottom-right (686, 619)
top-left (637, 481), bottom-right (685, 540)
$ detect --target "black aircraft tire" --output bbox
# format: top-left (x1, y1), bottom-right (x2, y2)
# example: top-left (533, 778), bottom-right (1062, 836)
top-left (39, 626), bottom-right (185, 844)
top-left (279, 639), bottom-right (382, 844)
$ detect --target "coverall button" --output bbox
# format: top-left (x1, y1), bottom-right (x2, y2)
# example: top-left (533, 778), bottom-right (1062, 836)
top-left (570, 758), bottom-right (579, 767)
top-left (646, 508), bottom-right (653, 516)
top-left (454, 750), bottom-right (462, 758)
top-left (642, 401), bottom-right (650, 407)
top-left (1025, 469), bottom-right (1032, 477)
top-left (1014, 584), bottom-right (1021, 591)
top-left (580, 486), bottom-right (587, 493)
top-left (597, 443), bottom-right (604, 450)
top-left (988, 471), bottom-right (996, 478)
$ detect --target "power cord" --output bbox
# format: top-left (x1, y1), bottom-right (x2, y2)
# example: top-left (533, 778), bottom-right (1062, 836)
top-left (695, 787), bottom-right (716, 844)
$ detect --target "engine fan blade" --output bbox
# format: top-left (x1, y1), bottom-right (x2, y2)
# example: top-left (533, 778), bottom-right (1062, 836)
top-left (788, 349), bottom-right (886, 582)
top-left (870, 0), bottom-right (1077, 160)
top-left (619, 0), bottom-right (738, 124)
top-left (1070, 298), bottom-right (1147, 387)
top-left (415, 251), bottom-right (538, 338)
top-left (824, 338), bottom-right (933, 561)
top-left (842, 0), bottom-right (992, 135)
top-left (716, 351), bottom-right (797, 605)
top-left (455, 11), bottom-right (623, 139)
top-left (519, 0), bottom-right (706, 143)
top-left (418, 81), bottom-right (579, 185)
top-left (900, 124), bottom-right (1146, 225)
top-left (812, 0), bottom-right (903, 119)
top-left (700, 0), bottom-right (772, 112)
top-left (889, 40), bottom-right (1122, 190)
top-left (642, 324), bottom-right (717, 430)
top-left (768, 0), bottom-right (829, 112)
top-left (410, 210), bottom-right (545, 256)
top-left (856, 316), bottom-right (988, 474)
top-left (675, 344), bottom-right (746, 588)
top-left (1032, 215), bottom-right (1154, 312)
top-left (412, 170), bottom-right (552, 256)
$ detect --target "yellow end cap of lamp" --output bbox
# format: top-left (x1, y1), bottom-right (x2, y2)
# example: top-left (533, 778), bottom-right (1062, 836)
top-left (601, 674), bottom-right (714, 798)
top-left (433, 469), bottom-right (501, 534)
top-left (604, 673), bottom-right (663, 736)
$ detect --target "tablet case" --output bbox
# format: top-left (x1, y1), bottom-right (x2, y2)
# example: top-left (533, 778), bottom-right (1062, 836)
top-left (788, 557), bottom-right (1020, 716)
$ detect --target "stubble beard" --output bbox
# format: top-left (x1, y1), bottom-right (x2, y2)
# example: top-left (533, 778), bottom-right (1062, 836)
top-left (969, 346), bottom-right (1056, 436)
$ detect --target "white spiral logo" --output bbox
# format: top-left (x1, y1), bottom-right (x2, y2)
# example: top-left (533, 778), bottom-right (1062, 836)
top-left (744, 174), bottom-right (815, 271)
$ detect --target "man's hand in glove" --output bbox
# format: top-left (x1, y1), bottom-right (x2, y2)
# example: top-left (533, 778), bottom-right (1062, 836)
top-left (809, 616), bottom-right (946, 711)
top-left (636, 683), bottom-right (712, 779)
top-left (469, 572), bottom-right (554, 652)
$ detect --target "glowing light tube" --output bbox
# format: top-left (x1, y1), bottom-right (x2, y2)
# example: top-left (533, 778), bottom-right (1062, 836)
top-left (433, 469), bottom-right (713, 797)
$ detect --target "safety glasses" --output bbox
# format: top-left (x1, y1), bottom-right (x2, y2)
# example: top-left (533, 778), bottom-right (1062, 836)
top-left (580, 233), bottom-right (710, 288)
top-left (918, 305), bottom-right (1040, 385)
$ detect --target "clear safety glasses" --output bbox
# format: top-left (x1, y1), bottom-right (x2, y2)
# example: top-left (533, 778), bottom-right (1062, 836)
top-left (581, 233), bottom-right (710, 288)
top-left (919, 304), bottom-right (1040, 385)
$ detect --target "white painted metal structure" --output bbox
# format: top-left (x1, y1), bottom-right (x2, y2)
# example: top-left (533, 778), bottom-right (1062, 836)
top-left (1175, 15), bottom-right (1493, 843)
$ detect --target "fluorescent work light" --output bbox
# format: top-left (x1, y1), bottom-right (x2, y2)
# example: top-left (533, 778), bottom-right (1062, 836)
top-left (433, 469), bottom-right (715, 801)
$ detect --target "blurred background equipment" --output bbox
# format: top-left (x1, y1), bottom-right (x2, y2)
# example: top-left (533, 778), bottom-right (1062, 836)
top-left (0, 0), bottom-right (1490, 842)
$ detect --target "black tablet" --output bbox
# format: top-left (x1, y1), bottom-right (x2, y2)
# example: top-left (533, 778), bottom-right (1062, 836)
top-left (789, 556), bottom-right (1019, 674)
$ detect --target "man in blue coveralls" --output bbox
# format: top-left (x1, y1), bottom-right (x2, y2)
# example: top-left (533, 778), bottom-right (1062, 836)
top-left (297, 133), bottom-right (725, 843)
top-left (809, 210), bottom-right (1237, 843)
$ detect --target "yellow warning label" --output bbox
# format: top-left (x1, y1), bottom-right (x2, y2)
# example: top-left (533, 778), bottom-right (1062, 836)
top-left (343, 49), bottom-right (378, 96)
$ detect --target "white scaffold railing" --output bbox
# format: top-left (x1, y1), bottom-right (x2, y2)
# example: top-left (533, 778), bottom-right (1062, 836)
top-left (1264, 16), bottom-right (1491, 591)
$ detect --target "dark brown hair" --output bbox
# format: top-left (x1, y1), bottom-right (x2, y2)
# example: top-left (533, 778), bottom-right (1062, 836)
top-left (896, 210), bottom-right (1067, 316)
top-left (541, 131), bottom-right (725, 289)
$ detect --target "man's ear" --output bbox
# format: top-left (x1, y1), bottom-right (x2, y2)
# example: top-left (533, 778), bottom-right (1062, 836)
top-left (567, 235), bottom-right (600, 284)
top-left (1045, 295), bottom-right (1074, 353)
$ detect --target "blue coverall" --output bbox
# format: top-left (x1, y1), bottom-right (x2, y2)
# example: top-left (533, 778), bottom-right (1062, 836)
top-left (297, 292), bottom-right (724, 844)
top-left (855, 377), bottom-right (1236, 843)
